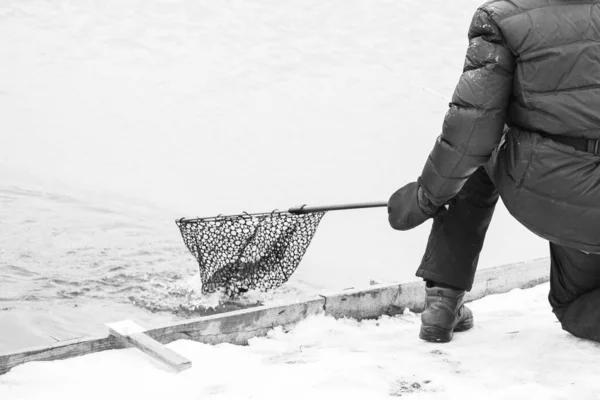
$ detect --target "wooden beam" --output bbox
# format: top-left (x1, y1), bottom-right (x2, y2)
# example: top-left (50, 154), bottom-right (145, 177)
top-left (0, 335), bottom-right (123, 376)
top-left (145, 296), bottom-right (326, 346)
top-left (0, 295), bottom-right (325, 375)
top-left (107, 320), bottom-right (191, 373)
top-left (320, 281), bottom-right (423, 320)
top-left (321, 258), bottom-right (550, 319)
top-left (466, 258), bottom-right (549, 302)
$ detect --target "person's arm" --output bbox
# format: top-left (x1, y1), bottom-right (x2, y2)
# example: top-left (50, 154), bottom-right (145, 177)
top-left (389, 7), bottom-right (515, 231)
top-left (420, 7), bottom-right (515, 207)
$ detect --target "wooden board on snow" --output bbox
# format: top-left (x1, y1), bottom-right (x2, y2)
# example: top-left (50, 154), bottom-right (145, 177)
top-left (106, 320), bottom-right (192, 373)
top-left (320, 258), bottom-right (549, 319)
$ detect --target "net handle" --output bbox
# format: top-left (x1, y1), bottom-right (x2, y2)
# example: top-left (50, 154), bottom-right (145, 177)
top-left (177, 201), bottom-right (388, 223)
top-left (288, 201), bottom-right (388, 214)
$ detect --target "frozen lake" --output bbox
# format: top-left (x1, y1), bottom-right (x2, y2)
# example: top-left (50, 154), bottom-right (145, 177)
top-left (0, 0), bottom-right (547, 351)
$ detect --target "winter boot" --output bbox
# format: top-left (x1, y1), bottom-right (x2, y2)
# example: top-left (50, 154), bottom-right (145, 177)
top-left (419, 282), bottom-right (474, 343)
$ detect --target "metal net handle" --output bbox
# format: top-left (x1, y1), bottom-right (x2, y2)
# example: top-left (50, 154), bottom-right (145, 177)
top-left (178, 201), bottom-right (388, 223)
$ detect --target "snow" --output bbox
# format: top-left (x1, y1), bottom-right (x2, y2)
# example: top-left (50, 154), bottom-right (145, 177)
top-left (2, 282), bottom-right (599, 399)
top-left (105, 319), bottom-right (147, 335)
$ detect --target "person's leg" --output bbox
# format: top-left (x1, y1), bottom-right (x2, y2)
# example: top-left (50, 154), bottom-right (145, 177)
top-left (548, 243), bottom-right (600, 342)
top-left (416, 166), bottom-right (500, 291)
top-left (416, 166), bottom-right (499, 342)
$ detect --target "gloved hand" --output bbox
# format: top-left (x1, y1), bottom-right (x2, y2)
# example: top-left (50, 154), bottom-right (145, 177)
top-left (388, 181), bottom-right (447, 231)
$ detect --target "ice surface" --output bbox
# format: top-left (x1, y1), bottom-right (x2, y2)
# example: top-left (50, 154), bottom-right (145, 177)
top-left (2, 283), bottom-right (599, 399)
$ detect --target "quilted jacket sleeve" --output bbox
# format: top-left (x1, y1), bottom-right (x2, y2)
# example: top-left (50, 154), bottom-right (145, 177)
top-left (419, 7), bottom-right (515, 206)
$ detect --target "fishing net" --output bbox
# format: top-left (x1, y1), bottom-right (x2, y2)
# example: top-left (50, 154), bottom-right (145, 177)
top-left (176, 211), bottom-right (326, 298)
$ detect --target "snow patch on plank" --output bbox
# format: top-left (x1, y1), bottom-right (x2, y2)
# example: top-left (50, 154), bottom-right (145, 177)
top-left (107, 320), bottom-right (191, 373)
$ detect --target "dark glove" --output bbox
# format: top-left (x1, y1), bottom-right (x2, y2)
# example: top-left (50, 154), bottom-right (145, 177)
top-left (388, 181), bottom-right (447, 231)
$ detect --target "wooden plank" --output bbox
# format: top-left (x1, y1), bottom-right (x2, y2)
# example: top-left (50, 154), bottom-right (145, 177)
top-left (321, 281), bottom-right (425, 320)
top-left (0, 295), bottom-right (325, 375)
top-left (322, 258), bottom-right (550, 319)
top-left (321, 284), bottom-right (401, 320)
top-left (107, 320), bottom-right (191, 372)
top-left (394, 280), bottom-right (427, 313)
top-left (466, 258), bottom-right (549, 302)
top-left (0, 335), bottom-right (123, 376)
top-left (145, 296), bottom-right (326, 346)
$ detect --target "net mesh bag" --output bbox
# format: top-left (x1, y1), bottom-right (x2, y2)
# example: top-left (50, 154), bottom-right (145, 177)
top-left (176, 211), bottom-right (326, 298)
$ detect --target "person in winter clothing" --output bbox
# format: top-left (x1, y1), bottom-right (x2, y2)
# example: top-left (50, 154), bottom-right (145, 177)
top-left (388, 0), bottom-right (600, 343)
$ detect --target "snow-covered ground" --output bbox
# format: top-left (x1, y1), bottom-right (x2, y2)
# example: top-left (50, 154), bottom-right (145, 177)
top-left (1, 0), bottom-right (550, 351)
top-left (2, 282), bottom-right (599, 399)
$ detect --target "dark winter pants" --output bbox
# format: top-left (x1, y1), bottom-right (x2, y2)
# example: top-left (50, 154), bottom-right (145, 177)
top-left (416, 166), bottom-right (600, 343)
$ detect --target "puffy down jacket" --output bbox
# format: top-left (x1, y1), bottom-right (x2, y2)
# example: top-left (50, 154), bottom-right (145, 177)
top-left (420, 0), bottom-right (600, 252)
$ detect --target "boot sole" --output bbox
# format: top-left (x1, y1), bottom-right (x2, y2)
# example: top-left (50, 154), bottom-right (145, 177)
top-left (419, 326), bottom-right (453, 343)
top-left (419, 318), bottom-right (474, 343)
